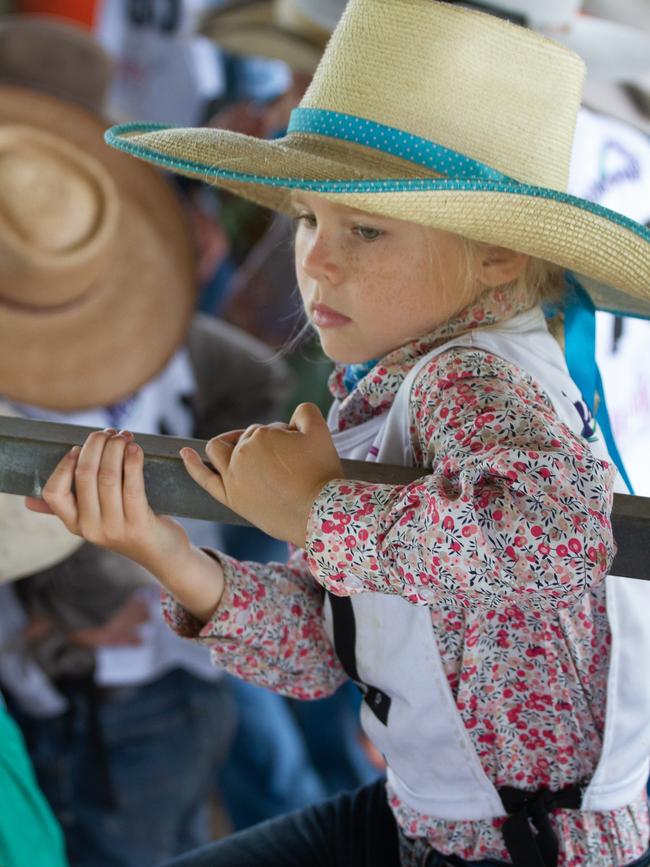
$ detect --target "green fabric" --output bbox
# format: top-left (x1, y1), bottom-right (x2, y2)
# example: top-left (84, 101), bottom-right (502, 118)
top-left (284, 339), bottom-right (334, 419)
top-left (0, 706), bottom-right (68, 867)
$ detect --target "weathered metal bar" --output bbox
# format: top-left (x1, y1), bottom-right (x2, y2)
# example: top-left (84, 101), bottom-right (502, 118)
top-left (1, 415), bottom-right (648, 580)
top-left (0, 416), bottom-right (420, 527)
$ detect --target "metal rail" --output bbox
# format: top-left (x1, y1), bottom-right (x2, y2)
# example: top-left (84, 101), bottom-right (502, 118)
top-left (1, 415), bottom-right (648, 580)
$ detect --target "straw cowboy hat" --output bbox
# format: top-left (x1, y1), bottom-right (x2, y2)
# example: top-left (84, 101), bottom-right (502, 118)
top-left (0, 85), bottom-right (197, 410)
top-left (198, 0), bottom-right (348, 73)
top-left (0, 15), bottom-right (114, 111)
top-left (107, 0), bottom-right (650, 319)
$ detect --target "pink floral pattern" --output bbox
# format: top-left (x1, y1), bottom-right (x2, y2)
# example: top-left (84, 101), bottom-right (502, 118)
top-left (163, 286), bottom-right (648, 865)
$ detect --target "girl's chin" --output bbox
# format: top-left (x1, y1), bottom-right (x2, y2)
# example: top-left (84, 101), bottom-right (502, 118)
top-left (319, 333), bottom-right (388, 365)
top-left (322, 347), bottom-right (379, 365)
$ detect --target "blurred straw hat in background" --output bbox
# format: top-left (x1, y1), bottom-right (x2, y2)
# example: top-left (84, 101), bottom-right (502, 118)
top-left (0, 14), bottom-right (114, 110)
top-left (0, 89), bottom-right (196, 581)
top-left (0, 86), bottom-right (197, 411)
top-left (199, 0), bottom-right (348, 73)
top-left (0, 21), bottom-right (196, 583)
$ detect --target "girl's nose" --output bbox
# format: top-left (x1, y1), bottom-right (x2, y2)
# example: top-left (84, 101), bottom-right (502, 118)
top-left (300, 230), bottom-right (343, 285)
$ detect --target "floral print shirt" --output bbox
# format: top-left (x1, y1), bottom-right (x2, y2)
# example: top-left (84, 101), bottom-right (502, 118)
top-left (163, 286), bottom-right (649, 865)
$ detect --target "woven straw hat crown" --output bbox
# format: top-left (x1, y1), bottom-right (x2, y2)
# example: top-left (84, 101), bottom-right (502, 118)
top-left (298, 0), bottom-right (584, 192)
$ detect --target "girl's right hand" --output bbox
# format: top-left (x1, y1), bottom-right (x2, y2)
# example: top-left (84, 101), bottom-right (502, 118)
top-left (25, 429), bottom-right (189, 576)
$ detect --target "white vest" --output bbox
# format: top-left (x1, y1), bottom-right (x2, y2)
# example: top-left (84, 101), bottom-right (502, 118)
top-left (324, 307), bottom-right (650, 820)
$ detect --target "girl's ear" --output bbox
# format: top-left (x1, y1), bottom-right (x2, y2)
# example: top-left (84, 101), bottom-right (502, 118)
top-left (476, 246), bottom-right (529, 287)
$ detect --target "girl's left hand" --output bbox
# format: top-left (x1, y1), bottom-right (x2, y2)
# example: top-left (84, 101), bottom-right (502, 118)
top-left (181, 403), bottom-right (343, 548)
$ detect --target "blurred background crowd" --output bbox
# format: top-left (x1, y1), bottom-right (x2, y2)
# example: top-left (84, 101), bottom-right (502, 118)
top-left (0, 1), bottom-right (648, 866)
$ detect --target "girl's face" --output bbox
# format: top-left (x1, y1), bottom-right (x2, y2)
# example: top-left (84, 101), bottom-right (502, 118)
top-left (292, 192), bottom-right (475, 364)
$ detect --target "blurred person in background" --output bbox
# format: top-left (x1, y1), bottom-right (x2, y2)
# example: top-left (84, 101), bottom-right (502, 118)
top-left (0, 15), bottom-right (291, 866)
top-left (94, 0), bottom-right (226, 127)
top-left (13, 0), bottom-right (97, 26)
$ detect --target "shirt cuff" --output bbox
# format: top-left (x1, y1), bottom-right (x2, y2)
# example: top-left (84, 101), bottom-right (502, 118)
top-left (161, 548), bottom-right (235, 639)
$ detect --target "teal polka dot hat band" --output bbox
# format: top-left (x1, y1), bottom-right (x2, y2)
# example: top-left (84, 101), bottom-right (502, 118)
top-left (105, 0), bottom-right (650, 318)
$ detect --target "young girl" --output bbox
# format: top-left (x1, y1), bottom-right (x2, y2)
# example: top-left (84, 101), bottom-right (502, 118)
top-left (28, 1), bottom-right (650, 865)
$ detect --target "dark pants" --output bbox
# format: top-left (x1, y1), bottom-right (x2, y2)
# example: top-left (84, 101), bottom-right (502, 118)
top-left (159, 779), bottom-right (504, 867)
top-left (160, 777), bottom-right (650, 867)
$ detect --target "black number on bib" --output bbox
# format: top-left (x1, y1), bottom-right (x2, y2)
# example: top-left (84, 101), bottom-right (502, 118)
top-left (128, 0), bottom-right (180, 32)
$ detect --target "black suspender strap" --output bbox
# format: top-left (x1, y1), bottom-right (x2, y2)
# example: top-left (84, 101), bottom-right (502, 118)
top-left (498, 783), bottom-right (585, 867)
top-left (327, 592), bottom-right (392, 725)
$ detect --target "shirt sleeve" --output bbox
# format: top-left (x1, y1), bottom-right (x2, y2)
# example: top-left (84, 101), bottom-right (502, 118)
top-left (161, 546), bottom-right (347, 699)
top-left (305, 349), bottom-right (617, 611)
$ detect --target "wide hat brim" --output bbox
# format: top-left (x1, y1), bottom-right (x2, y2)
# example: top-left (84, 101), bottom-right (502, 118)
top-left (105, 122), bottom-right (650, 320)
top-left (0, 87), bottom-right (197, 411)
top-left (198, 0), bottom-right (275, 34)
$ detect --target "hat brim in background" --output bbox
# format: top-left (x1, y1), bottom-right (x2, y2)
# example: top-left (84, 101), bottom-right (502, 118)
top-left (199, 0), bottom-right (325, 74)
top-left (105, 122), bottom-right (650, 319)
top-left (582, 79), bottom-right (650, 135)
top-left (0, 87), bottom-right (197, 412)
top-left (202, 23), bottom-right (322, 73)
top-left (0, 493), bottom-right (84, 583)
top-left (0, 401), bottom-right (84, 583)
top-left (0, 15), bottom-right (114, 111)
top-left (200, 0), bottom-right (274, 33)
top-left (552, 16), bottom-right (650, 83)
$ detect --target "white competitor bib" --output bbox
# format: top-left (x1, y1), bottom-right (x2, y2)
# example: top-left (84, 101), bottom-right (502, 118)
top-left (323, 307), bottom-right (650, 820)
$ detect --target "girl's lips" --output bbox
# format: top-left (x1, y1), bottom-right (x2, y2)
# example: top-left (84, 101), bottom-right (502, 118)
top-left (311, 303), bottom-right (351, 328)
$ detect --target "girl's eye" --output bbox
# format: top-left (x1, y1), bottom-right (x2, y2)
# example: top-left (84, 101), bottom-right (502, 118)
top-left (355, 225), bottom-right (383, 241)
top-left (294, 212), bottom-right (317, 228)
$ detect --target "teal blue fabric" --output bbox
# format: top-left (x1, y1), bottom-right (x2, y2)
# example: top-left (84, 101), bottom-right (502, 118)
top-left (0, 703), bottom-right (68, 867)
top-left (343, 360), bottom-right (379, 394)
top-left (287, 108), bottom-right (517, 183)
top-left (563, 275), bottom-right (634, 494)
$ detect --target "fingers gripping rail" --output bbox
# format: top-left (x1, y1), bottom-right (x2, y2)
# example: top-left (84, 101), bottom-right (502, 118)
top-left (0, 415), bottom-right (418, 526)
top-left (0, 416), bottom-right (648, 580)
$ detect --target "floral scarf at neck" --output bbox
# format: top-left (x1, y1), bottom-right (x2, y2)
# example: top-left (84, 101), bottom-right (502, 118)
top-left (330, 283), bottom-right (538, 431)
